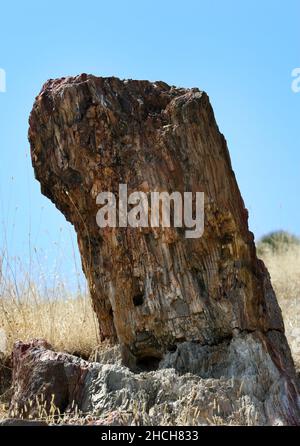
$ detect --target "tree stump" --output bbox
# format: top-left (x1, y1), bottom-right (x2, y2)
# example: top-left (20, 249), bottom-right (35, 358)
top-left (29, 75), bottom-right (300, 423)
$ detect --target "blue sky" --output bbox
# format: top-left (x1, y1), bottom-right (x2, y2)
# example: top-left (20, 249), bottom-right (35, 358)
top-left (0, 0), bottom-right (299, 286)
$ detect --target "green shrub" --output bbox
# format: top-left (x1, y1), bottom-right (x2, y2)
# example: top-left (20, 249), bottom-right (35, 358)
top-left (256, 231), bottom-right (300, 256)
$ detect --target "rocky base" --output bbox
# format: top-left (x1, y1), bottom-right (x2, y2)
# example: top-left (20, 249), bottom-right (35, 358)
top-left (8, 339), bottom-right (300, 426)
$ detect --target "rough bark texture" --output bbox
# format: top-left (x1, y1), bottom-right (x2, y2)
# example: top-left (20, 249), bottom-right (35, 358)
top-left (28, 75), bottom-right (300, 424)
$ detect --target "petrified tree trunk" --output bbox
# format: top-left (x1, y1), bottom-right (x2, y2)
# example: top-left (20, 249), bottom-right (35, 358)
top-left (29, 75), bottom-right (299, 423)
top-left (28, 74), bottom-right (281, 353)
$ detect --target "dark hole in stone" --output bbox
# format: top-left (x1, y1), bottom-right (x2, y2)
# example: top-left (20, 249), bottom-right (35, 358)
top-left (133, 293), bottom-right (144, 306)
top-left (167, 344), bottom-right (177, 353)
top-left (136, 356), bottom-right (161, 372)
top-left (72, 351), bottom-right (90, 361)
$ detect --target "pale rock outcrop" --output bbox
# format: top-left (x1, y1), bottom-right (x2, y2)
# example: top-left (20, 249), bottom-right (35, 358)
top-left (9, 340), bottom-right (300, 425)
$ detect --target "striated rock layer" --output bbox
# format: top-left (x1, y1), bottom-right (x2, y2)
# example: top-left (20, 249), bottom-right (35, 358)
top-left (28, 75), bottom-right (300, 424)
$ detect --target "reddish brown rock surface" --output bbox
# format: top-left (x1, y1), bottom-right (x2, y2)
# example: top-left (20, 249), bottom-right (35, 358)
top-left (28, 75), bottom-right (300, 424)
top-left (10, 340), bottom-right (89, 418)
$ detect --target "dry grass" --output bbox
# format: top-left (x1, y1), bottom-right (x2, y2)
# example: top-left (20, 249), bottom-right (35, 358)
top-left (0, 293), bottom-right (99, 358)
top-left (0, 252), bottom-right (99, 357)
top-left (258, 242), bottom-right (300, 368)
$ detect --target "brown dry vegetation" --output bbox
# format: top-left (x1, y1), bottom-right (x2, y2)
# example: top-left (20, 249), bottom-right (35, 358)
top-left (257, 233), bottom-right (300, 370)
top-left (0, 292), bottom-right (99, 358)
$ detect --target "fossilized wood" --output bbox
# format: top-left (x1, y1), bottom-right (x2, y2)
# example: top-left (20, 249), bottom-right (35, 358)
top-left (28, 75), bottom-right (300, 423)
